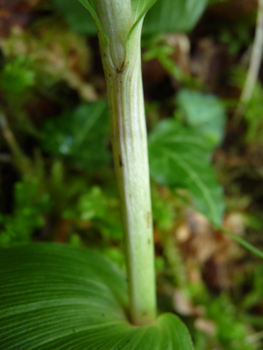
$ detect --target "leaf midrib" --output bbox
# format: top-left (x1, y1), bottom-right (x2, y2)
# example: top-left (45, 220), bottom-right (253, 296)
top-left (164, 148), bottom-right (217, 222)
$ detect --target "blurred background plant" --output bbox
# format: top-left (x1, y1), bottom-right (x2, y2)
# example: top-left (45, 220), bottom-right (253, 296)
top-left (0, 0), bottom-right (263, 349)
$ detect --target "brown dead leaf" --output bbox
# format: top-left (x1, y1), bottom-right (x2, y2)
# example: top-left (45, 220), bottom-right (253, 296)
top-left (0, 0), bottom-right (41, 37)
top-left (173, 288), bottom-right (204, 317)
top-left (194, 318), bottom-right (216, 335)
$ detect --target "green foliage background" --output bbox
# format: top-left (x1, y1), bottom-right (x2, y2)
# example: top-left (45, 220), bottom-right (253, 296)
top-left (0, 0), bottom-right (263, 349)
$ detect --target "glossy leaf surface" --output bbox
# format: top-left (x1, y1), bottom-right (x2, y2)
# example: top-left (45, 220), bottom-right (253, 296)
top-left (41, 101), bottom-right (110, 170)
top-left (148, 120), bottom-right (224, 225)
top-left (0, 243), bottom-right (194, 349)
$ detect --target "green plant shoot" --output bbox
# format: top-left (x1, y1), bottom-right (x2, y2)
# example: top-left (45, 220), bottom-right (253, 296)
top-left (79, 0), bottom-right (159, 325)
top-left (0, 1), bottom-right (196, 348)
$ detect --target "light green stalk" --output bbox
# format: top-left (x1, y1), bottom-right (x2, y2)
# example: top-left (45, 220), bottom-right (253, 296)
top-left (94, 0), bottom-right (156, 326)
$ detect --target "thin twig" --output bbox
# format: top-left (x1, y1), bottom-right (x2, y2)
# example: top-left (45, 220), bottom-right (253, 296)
top-left (233, 0), bottom-right (263, 122)
top-left (220, 226), bottom-right (263, 260)
top-left (0, 111), bottom-right (33, 176)
top-left (162, 229), bottom-right (188, 289)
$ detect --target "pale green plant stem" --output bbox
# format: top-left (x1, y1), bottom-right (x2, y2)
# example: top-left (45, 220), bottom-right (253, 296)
top-left (97, 23), bottom-right (157, 325)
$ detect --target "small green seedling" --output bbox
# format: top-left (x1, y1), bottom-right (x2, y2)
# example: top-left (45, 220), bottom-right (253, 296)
top-left (0, 1), bottom-right (194, 349)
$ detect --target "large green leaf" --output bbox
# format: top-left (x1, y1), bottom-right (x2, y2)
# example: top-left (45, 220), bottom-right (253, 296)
top-left (0, 243), bottom-right (194, 349)
top-left (41, 101), bottom-right (110, 171)
top-left (77, 0), bottom-right (104, 35)
top-left (176, 89), bottom-right (226, 148)
top-left (143, 0), bottom-right (208, 34)
top-left (148, 120), bottom-right (224, 226)
top-left (52, 0), bottom-right (207, 36)
top-left (131, 0), bottom-right (158, 22)
top-left (52, 0), bottom-right (96, 34)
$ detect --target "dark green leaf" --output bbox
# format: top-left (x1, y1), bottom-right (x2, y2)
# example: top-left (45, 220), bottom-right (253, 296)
top-left (41, 101), bottom-right (110, 171)
top-left (52, 0), bottom-right (207, 36)
top-left (0, 243), bottom-right (194, 349)
top-left (52, 0), bottom-right (97, 34)
top-left (131, 0), bottom-right (158, 22)
top-left (143, 0), bottom-right (208, 34)
top-left (176, 89), bottom-right (226, 147)
top-left (148, 120), bottom-right (224, 225)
